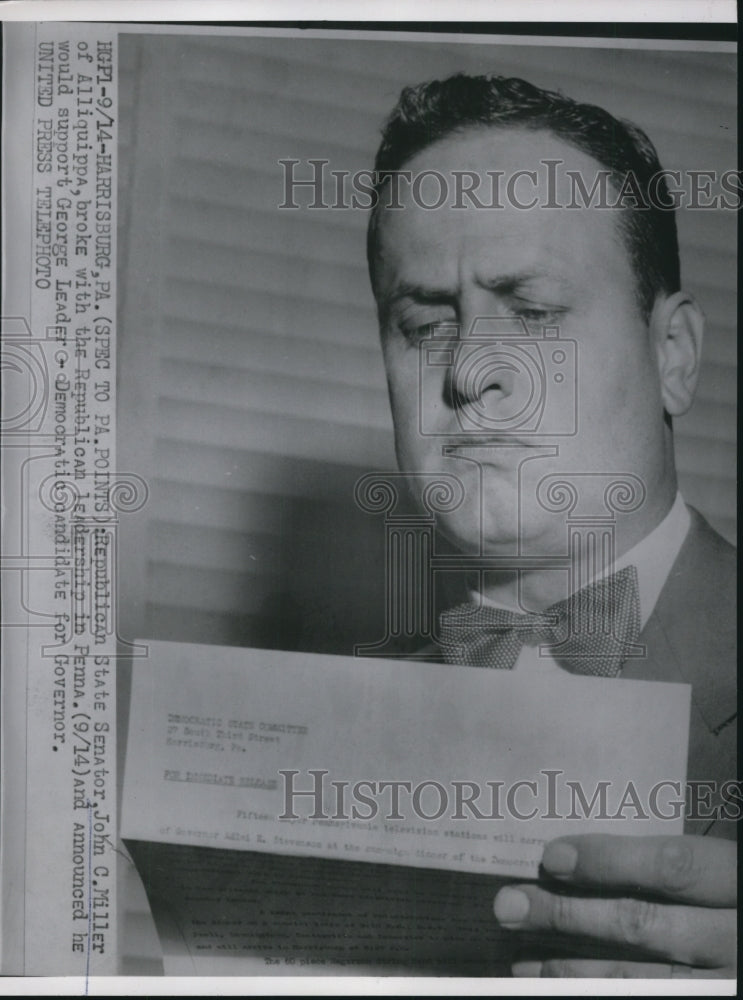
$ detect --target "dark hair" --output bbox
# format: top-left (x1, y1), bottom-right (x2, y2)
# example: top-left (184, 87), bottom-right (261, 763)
top-left (367, 73), bottom-right (680, 319)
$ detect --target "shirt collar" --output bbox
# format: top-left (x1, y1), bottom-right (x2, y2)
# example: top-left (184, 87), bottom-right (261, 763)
top-left (471, 492), bottom-right (691, 628)
top-left (611, 491), bottom-right (690, 628)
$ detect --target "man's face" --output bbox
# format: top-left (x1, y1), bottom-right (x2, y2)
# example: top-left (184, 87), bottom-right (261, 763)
top-left (372, 127), bottom-right (675, 557)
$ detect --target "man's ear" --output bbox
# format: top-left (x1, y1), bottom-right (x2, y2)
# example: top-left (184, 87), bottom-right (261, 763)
top-left (650, 291), bottom-right (705, 417)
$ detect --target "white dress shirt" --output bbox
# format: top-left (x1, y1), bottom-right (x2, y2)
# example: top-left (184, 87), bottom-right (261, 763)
top-left (470, 492), bottom-right (691, 675)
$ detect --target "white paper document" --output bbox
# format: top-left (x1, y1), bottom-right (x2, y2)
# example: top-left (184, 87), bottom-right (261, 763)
top-left (120, 640), bottom-right (691, 974)
top-left (122, 639), bottom-right (690, 874)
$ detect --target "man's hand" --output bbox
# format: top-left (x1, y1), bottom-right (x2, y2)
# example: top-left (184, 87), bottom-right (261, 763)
top-left (493, 834), bottom-right (736, 978)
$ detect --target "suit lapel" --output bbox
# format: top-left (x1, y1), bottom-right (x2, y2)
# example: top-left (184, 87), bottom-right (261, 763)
top-left (622, 507), bottom-right (736, 733)
top-left (621, 508), bottom-right (737, 836)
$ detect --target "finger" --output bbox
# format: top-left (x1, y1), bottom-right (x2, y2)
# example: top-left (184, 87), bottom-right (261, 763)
top-left (512, 958), bottom-right (732, 978)
top-left (493, 884), bottom-right (736, 967)
top-left (541, 834), bottom-right (737, 906)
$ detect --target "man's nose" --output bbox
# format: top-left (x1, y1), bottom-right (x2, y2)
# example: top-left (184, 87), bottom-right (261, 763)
top-left (447, 339), bottom-right (519, 411)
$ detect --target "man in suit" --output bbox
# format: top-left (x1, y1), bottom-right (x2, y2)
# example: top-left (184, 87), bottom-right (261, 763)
top-left (366, 73), bottom-right (736, 977)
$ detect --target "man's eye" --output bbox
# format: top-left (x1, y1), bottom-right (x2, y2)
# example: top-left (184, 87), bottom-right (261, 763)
top-left (404, 323), bottom-right (437, 341)
top-left (400, 318), bottom-right (456, 343)
top-left (514, 305), bottom-right (566, 328)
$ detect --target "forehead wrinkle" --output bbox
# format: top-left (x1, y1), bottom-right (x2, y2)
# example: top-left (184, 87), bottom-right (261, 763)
top-left (388, 280), bottom-right (456, 304)
top-left (473, 266), bottom-right (577, 295)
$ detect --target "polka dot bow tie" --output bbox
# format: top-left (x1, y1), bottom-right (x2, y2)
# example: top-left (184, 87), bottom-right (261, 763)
top-left (438, 565), bottom-right (641, 677)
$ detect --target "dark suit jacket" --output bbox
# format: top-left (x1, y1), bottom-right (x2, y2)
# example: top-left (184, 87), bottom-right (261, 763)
top-left (620, 506), bottom-right (737, 838)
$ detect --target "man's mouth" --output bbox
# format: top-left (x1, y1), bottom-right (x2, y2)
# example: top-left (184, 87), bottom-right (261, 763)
top-left (443, 435), bottom-right (534, 449)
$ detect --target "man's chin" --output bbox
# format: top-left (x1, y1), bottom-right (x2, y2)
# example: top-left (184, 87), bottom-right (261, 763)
top-left (436, 513), bottom-right (564, 559)
top-left (435, 518), bottom-right (521, 557)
